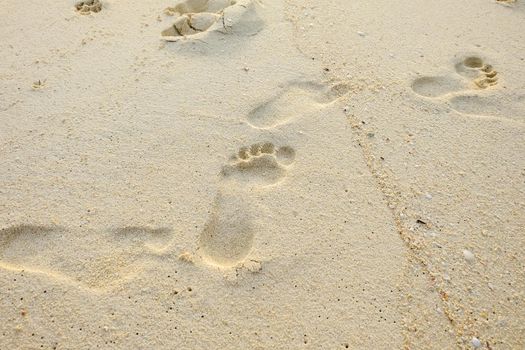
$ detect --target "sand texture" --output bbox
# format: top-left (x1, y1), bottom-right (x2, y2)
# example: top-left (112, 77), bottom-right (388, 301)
top-left (1, 0), bottom-right (524, 349)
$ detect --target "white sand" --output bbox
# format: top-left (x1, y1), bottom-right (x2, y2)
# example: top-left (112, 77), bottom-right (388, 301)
top-left (1, 0), bottom-right (524, 348)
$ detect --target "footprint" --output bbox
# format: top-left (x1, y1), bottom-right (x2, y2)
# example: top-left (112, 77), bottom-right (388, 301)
top-left (247, 81), bottom-right (348, 129)
top-left (0, 225), bottom-right (80, 282)
top-left (161, 0), bottom-right (263, 41)
top-left (412, 55), bottom-right (499, 98)
top-left (197, 142), bottom-right (295, 267)
top-left (75, 0), bottom-right (102, 14)
top-left (409, 55), bottom-right (519, 122)
top-left (0, 225), bottom-right (172, 289)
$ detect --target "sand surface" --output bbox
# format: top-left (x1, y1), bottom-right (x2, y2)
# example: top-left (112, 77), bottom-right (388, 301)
top-left (1, 0), bottom-right (524, 349)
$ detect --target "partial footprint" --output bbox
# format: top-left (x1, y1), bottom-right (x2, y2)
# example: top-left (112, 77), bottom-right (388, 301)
top-left (448, 93), bottom-right (525, 122)
top-left (454, 56), bottom-right (498, 89)
top-left (0, 225), bottom-right (84, 283)
top-left (197, 191), bottom-right (254, 267)
top-left (197, 143), bottom-right (295, 267)
top-left (221, 142), bottom-right (296, 186)
top-left (411, 55), bottom-right (522, 123)
top-left (75, 0), bottom-right (102, 14)
top-left (412, 55), bottom-right (499, 98)
top-left (0, 225), bottom-right (172, 289)
top-left (161, 0), bottom-right (263, 41)
top-left (247, 81), bottom-right (348, 129)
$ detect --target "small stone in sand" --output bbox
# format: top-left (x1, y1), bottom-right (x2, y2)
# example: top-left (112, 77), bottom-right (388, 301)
top-left (471, 337), bottom-right (481, 348)
top-left (463, 249), bottom-right (475, 262)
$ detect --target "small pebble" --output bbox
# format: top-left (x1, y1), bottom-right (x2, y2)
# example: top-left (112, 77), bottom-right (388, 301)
top-left (357, 31), bottom-right (366, 37)
top-left (424, 193), bottom-right (432, 199)
top-left (463, 249), bottom-right (475, 262)
top-left (471, 337), bottom-right (481, 348)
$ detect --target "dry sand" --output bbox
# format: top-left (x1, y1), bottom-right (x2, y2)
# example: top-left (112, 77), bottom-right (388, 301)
top-left (1, 0), bottom-right (524, 349)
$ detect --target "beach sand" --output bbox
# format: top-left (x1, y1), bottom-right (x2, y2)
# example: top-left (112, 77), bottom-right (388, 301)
top-left (0, 0), bottom-right (524, 348)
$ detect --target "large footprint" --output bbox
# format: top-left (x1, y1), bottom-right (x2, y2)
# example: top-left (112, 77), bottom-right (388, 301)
top-left (161, 0), bottom-right (263, 41)
top-left (197, 142), bottom-right (295, 267)
top-left (246, 81), bottom-right (348, 129)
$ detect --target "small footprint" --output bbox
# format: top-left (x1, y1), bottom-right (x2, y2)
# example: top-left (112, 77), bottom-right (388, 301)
top-left (75, 0), bottom-right (102, 14)
top-left (161, 0), bottom-right (262, 41)
top-left (247, 81), bottom-right (348, 129)
top-left (197, 142), bottom-right (295, 267)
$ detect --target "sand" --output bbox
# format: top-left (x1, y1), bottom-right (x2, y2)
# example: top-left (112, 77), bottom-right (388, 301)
top-left (0, 0), bottom-right (524, 348)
